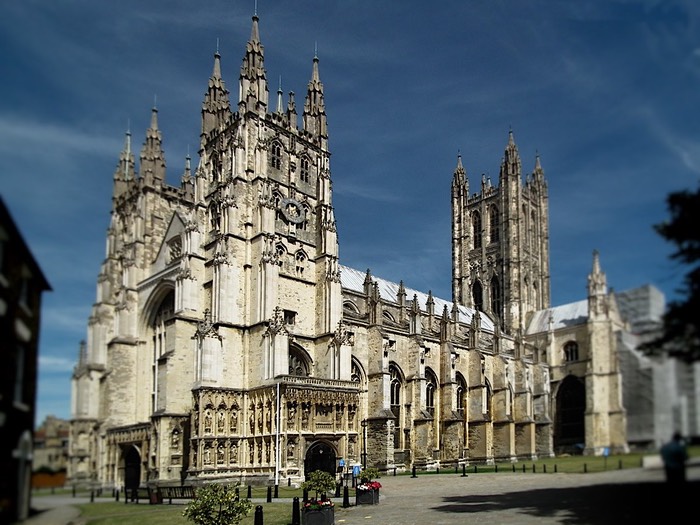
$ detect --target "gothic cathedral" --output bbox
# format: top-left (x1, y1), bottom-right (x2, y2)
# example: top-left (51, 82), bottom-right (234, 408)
top-left (69, 14), bottom-right (628, 489)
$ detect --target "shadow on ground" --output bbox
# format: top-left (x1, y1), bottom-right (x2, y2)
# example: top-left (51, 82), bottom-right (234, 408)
top-left (434, 480), bottom-right (697, 524)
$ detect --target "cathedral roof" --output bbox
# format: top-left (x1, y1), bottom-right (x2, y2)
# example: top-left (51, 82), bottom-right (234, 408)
top-left (340, 264), bottom-right (495, 331)
top-left (525, 299), bottom-right (589, 335)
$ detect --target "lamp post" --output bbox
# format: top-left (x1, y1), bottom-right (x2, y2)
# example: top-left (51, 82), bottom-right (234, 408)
top-left (361, 419), bottom-right (367, 469)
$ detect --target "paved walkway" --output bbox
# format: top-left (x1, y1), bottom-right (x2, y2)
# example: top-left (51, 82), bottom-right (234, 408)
top-left (24, 462), bottom-right (699, 525)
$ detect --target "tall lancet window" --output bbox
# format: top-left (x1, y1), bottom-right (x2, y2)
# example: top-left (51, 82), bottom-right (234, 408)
top-left (151, 290), bottom-right (174, 412)
top-left (489, 205), bottom-right (500, 243)
top-left (472, 212), bottom-right (482, 249)
top-left (490, 275), bottom-right (502, 322)
top-left (271, 141), bottom-right (282, 170)
top-left (472, 280), bottom-right (483, 312)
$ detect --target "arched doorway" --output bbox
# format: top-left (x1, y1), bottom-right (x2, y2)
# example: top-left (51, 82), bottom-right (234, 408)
top-left (304, 441), bottom-right (336, 479)
top-left (123, 446), bottom-right (141, 491)
top-left (554, 375), bottom-right (585, 454)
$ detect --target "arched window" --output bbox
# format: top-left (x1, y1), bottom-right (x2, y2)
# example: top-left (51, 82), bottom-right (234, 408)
top-left (456, 373), bottom-right (467, 417)
top-left (275, 244), bottom-right (286, 267)
top-left (489, 205), bottom-right (499, 243)
top-left (390, 364), bottom-right (403, 449)
top-left (484, 379), bottom-right (492, 420)
top-left (300, 156), bottom-right (310, 183)
top-left (472, 280), bottom-right (483, 311)
top-left (295, 250), bottom-right (306, 276)
top-left (472, 212), bottom-right (482, 249)
top-left (564, 341), bottom-right (579, 362)
top-left (151, 290), bottom-right (174, 412)
top-left (271, 141), bottom-right (282, 170)
top-left (490, 275), bottom-right (501, 320)
top-left (289, 345), bottom-right (310, 376)
top-left (425, 368), bottom-right (438, 417)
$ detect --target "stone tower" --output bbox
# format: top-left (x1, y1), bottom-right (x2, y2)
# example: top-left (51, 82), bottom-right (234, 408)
top-left (451, 131), bottom-right (550, 334)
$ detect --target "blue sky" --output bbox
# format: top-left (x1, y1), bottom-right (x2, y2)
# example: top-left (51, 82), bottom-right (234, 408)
top-left (1, 1), bottom-right (699, 425)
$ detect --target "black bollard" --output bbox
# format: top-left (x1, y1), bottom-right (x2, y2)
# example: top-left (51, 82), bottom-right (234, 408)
top-left (461, 465), bottom-right (467, 477)
top-left (266, 486), bottom-right (272, 502)
top-left (72, 486), bottom-right (76, 498)
top-left (543, 464), bottom-right (547, 473)
top-left (343, 485), bottom-right (350, 508)
top-left (116, 488), bottom-right (119, 502)
top-left (474, 465), bottom-right (477, 474)
top-left (274, 484), bottom-right (279, 499)
top-left (90, 490), bottom-right (94, 503)
top-left (522, 464), bottom-right (526, 473)
top-left (512, 464), bottom-right (515, 472)
top-left (288, 477), bottom-right (291, 487)
top-left (411, 465), bottom-right (417, 478)
top-left (532, 464), bottom-right (536, 473)
top-left (247, 485), bottom-right (252, 499)
top-left (436, 467), bottom-right (440, 475)
top-left (618, 459), bottom-right (623, 470)
top-left (495, 464), bottom-right (498, 473)
top-left (584, 463), bottom-right (588, 473)
top-left (254, 505), bottom-right (263, 525)
top-left (291, 497), bottom-right (301, 525)
top-left (554, 464), bottom-right (558, 473)
top-left (455, 463), bottom-right (458, 474)
top-left (335, 482), bottom-right (341, 498)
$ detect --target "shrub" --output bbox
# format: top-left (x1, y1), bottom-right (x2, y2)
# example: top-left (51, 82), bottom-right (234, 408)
top-left (183, 483), bottom-right (252, 525)
top-left (301, 470), bottom-right (336, 500)
top-left (359, 467), bottom-right (380, 483)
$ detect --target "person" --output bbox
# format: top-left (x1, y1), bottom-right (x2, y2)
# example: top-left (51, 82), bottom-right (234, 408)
top-left (660, 431), bottom-right (689, 483)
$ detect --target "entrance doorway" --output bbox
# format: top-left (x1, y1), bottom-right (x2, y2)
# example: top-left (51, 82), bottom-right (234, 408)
top-left (304, 441), bottom-right (336, 479)
top-left (554, 375), bottom-right (585, 453)
top-left (123, 446), bottom-right (141, 491)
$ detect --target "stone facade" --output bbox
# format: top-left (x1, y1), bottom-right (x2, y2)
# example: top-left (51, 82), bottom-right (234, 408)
top-left (68, 13), bottom-right (652, 490)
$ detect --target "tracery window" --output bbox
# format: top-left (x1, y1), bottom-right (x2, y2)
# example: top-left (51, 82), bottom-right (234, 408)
top-left (472, 211), bottom-right (482, 249)
top-left (490, 275), bottom-right (502, 321)
top-left (490, 205), bottom-right (500, 243)
top-left (564, 341), bottom-right (579, 362)
top-left (300, 156), bottom-right (310, 183)
top-left (289, 345), bottom-right (309, 376)
top-left (390, 363), bottom-right (403, 449)
top-left (271, 141), bottom-right (282, 170)
top-left (472, 280), bottom-right (483, 312)
top-left (456, 373), bottom-right (467, 417)
top-left (426, 368), bottom-right (438, 417)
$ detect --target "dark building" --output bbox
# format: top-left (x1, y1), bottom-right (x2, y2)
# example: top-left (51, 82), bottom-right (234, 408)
top-left (0, 197), bottom-right (51, 524)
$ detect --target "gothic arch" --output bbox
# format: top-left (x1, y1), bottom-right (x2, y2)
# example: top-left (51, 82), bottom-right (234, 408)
top-left (350, 357), bottom-right (365, 384)
top-left (140, 282), bottom-right (175, 333)
top-left (343, 300), bottom-right (360, 315)
top-left (389, 363), bottom-right (405, 450)
top-left (554, 374), bottom-right (585, 452)
top-left (289, 343), bottom-right (311, 376)
top-left (472, 279), bottom-right (484, 312)
top-left (425, 367), bottom-right (438, 417)
top-left (304, 440), bottom-right (337, 479)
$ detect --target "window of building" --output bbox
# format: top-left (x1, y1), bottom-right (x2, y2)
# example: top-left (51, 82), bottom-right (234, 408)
top-left (294, 251), bottom-right (306, 276)
top-left (456, 373), bottom-right (467, 417)
top-left (271, 141), bottom-right (282, 170)
top-left (300, 156), bottom-right (310, 183)
top-left (167, 236), bottom-right (182, 263)
top-left (390, 364), bottom-right (403, 449)
top-left (564, 341), bottom-right (579, 362)
top-left (283, 309), bottom-right (296, 325)
top-left (472, 280), bottom-right (483, 311)
top-left (288, 346), bottom-right (309, 376)
top-left (490, 275), bottom-right (501, 321)
top-left (490, 205), bottom-right (499, 243)
top-left (426, 369), bottom-right (437, 417)
top-left (472, 212), bottom-right (482, 249)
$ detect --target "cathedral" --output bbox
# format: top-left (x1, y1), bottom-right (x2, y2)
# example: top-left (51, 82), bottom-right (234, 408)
top-left (69, 13), bottom-right (637, 490)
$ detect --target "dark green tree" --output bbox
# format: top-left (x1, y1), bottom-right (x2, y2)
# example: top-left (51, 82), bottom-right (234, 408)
top-left (645, 182), bottom-right (700, 362)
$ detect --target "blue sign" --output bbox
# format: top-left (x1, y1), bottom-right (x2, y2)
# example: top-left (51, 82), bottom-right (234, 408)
top-left (353, 465), bottom-right (361, 477)
top-left (339, 459), bottom-right (345, 467)
top-left (603, 447), bottom-right (610, 457)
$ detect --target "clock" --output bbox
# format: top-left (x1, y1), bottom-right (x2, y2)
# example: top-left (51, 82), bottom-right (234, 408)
top-left (280, 197), bottom-right (306, 224)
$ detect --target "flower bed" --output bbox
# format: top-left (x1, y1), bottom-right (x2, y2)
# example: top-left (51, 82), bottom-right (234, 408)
top-left (355, 480), bottom-right (381, 505)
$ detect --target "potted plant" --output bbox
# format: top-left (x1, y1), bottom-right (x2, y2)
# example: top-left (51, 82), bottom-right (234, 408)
top-left (301, 470), bottom-right (336, 525)
top-left (182, 483), bottom-right (252, 525)
top-left (355, 467), bottom-right (381, 505)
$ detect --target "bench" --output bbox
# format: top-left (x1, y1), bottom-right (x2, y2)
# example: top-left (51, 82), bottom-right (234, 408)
top-left (124, 487), bottom-right (157, 504)
top-left (158, 485), bottom-right (196, 504)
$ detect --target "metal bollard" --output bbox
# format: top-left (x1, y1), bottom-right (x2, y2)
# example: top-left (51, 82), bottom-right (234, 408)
top-left (343, 485), bottom-right (350, 508)
top-left (254, 505), bottom-right (263, 525)
top-left (247, 485), bottom-right (252, 499)
top-left (291, 497), bottom-right (301, 525)
top-left (266, 486), bottom-right (272, 502)
top-left (411, 465), bottom-right (417, 478)
top-left (274, 484), bottom-right (279, 499)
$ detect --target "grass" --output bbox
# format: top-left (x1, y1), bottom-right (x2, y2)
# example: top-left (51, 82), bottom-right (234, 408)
top-left (43, 446), bottom-right (700, 524)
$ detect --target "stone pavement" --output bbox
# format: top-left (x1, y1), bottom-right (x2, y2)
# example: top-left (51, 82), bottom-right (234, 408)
top-left (24, 462), bottom-right (699, 525)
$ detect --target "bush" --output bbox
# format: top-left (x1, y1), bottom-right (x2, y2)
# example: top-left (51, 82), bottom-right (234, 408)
top-left (183, 483), bottom-right (252, 525)
top-left (359, 467), bottom-right (380, 483)
top-left (301, 470), bottom-right (336, 500)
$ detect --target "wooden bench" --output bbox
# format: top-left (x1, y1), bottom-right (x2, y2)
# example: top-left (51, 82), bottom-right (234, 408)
top-left (158, 485), bottom-right (196, 504)
top-left (124, 487), bottom-right (157, 504)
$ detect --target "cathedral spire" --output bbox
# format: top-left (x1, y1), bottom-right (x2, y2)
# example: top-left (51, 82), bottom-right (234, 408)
top-left (302, 51), bottom-right (328, 141)
top-left (201, 50), bottom-right (232, 138)
top-left (588, 249), bottom-right (609, 318)
top-left (139, 106), bottom-right (166, 187)
top-left (113, 128), bottom-right (135, 199)
top-left (239, 13), bottom-right (268, 113)
top-left (500, 127), bottom-right (521, 180)
top-left (452, 151), bottom-right (468, 191)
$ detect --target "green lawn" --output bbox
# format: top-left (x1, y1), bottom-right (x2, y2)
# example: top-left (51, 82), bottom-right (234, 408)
top-left (55, 446), bottom-right (700, 524)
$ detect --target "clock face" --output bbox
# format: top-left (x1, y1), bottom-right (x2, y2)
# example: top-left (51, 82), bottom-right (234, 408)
top-left (280, 197), bottom-right (306, 224)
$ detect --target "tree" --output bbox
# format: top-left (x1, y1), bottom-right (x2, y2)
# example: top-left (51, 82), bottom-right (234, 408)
top-left (301, 470), bottom-right (336, 500)
top-left (645, 182), bottom-right (700, 362)
top-left (183, 483), bottom-right (252, 525)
